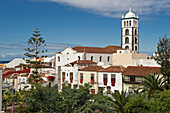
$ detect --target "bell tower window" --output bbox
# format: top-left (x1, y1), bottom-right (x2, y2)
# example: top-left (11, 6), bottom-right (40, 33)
top-left (125, 37), bottom-right (129, 43)
top-left (125, 46), bottom-right (129, 50)
top-left (135, 37), bottom-right (137, 44)
top-left (129, 21), bottom-right (131, 26)
top-left (125, 29), bottom-right (129, 35)
top-left (135, 29), bottom-right (137, 35)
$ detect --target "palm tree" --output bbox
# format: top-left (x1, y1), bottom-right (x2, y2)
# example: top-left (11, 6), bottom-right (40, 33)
top-left (141, 73), bottom-right (167, 96)
top-left (111, 91), bottom-right (131, 113)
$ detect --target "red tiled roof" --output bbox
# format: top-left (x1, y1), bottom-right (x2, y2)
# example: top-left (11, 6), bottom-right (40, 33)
top-left (99, 66), bottom-right (125, 73)
top-left (72, 45), bottom-right (123, 54)
top-left (3, 69), bottom-right (31, 79)
top-left (79, 65), bottom-right (104, 72)
top-left (122, 66), bottom-right (161, 76)
top-left (70, 60), bottom-right (97, 64)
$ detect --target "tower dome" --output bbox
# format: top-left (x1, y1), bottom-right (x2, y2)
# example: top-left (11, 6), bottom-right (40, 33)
top-left (125, 7), bottom-right (135, 18)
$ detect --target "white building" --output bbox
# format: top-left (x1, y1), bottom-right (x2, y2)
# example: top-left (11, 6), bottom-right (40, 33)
top-left (55, 45), bottom-right (124, 72)
top-left (121, 8), bottom-right (139, 52)
top-left (6, 58), bottom-right (26, 68)
top-left (98, 66), bottom-right (125, 93)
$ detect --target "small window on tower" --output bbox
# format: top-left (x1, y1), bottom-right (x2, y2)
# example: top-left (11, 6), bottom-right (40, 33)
top-left (125, 29), bottom-right (129, 35)
top-left (135, 29), bottom-right (137, 35)
top-left (135, 37), bottom-right (137, 44)
top-left (125, 37), bottom-right (129, 43)
top-left (124, 21), bottom-right (126, 27)
top-left (125, 46), bottom-right (129, 50)
top-left (127, 21), bottom-right (128, 27)
top-left (129, 21), bottom-right (131, 26)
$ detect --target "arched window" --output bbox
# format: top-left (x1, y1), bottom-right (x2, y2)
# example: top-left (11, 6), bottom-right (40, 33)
top-left (127, 21), bottom-right (128, 27)
top-left (99, 56), bottom-right (102, 62)
top-left (135, 29), bottom-right (137, 35)
top-left (125, 29), bottom-right (129, 35)
top-left (78, 56), bottom-right (81, 60)
top-left (129, 21), bottom-right (131, 26)
top-left (125, 37), bottom-right (129, 43)
top-left (135, 46), bottom-right (138, 51)
top-left (135, 37), bottom-right (137, 44)
top-left (124, 21), bottom-right (126, 27)
top-left (125, 46), bottom-right (129, 50)
top-left (58, 56), bottom-right (60, 62)
top-left (107, 56), bottom-right (110, 62)
top-left (91, 56), bottom-right (93, 61)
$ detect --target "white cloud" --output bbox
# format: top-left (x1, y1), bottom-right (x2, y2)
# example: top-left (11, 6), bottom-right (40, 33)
top-left (41, 0), bottom-right (170, 18)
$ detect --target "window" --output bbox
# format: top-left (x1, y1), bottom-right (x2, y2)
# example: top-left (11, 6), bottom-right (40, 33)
top-left (99, 56), bottom-right (102, 62)
top-left (107, 56), bottom-right (110, 62)
top-left (135, 29), bottom-right (137, 35)
top-left (135, 46), bottom-right (138, 51)
top-left (103, 74), bottom-right (107, 85)
top-left (125, 29), bottom-right (129, 35)
top-left (124, 21), bottom-right (126, 27)
top-left (130, 76), bottom-right (135, 82)
top-left (62, 72), bottom-right (65, 82)
top-left (70, 72), bottom-right (73, 83)
top-left (58, 56), bottom-right (60, 62)
top-left (125, 37), bottom-right (129, 43)
top-left (91, 56), bottom-right (93, 61)
top-left (129, 20), bottom-right (131, 26)
top-left (78, 56), bottom-right (81, 60)
top-left (111, 74), bottom-right (116, 86)
top-left (125, 46), bottom-right (129, 50)
top-left (91, 74), bottom-right (94, 84)
top-left (135, 37), bottom-right (137, 44)
top-left (80, 73), bottom-right (83, 84)
top-left (127, 21), bottom-right (128, 27)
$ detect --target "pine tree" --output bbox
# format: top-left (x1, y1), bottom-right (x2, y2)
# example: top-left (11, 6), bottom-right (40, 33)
top-left (24, 27), bottom-right (47, 85)
top-left (154, 34), bottom-right (170, 84)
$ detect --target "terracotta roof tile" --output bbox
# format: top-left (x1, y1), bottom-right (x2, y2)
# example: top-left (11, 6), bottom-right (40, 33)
top-left (70, 60), bottom-right (97, 64)
top-left (79, 65), bottom-right (104, 72)
top-left (72, 45), bottom-right (123, 54)
top-left (122, 66), bottom-right (161, 76)
top-left (99, 66), bottom-right (125, 73)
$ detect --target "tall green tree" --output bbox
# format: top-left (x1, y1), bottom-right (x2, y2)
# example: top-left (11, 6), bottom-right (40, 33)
top-left (154, 34), bottom-right (170, 84)
top-left (24, 27), bottom-right (47, 84)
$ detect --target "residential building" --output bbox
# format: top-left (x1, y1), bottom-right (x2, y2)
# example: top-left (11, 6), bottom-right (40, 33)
top-left (98, 66), bottom-right (125, 93)
top-left (122, 66), bottom-right (161, 92)
top-left (78, 65), bottom-right (104, 94)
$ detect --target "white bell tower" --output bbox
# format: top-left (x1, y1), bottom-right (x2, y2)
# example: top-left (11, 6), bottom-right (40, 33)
top-left (121, 8), bottom-right (139, 53)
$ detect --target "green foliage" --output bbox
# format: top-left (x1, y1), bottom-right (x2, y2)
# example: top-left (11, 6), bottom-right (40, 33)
top-left (141, 73), bottom-right (167, 95)
top-left (20, 85), bottom-right (62, 113)
top-left (148, 90), bottom-right (170, 112)
top-left (154, 34), bottom-right (170, 84)
top-left (124, 94), bottom-right (149, 113)
top-left (111, 91), bottom-right (131, 113)
top-left (2, 90), bottom-right (13, 111)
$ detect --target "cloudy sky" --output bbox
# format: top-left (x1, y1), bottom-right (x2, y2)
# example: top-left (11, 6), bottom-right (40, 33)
top-left (0, 0), bottom-right (170, 60)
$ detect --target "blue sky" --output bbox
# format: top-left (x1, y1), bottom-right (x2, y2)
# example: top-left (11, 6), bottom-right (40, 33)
top-left (0, 0), bottom-right (170, 61)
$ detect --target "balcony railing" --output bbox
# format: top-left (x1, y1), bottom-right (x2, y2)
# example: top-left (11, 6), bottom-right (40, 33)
top-left (123, 79), bottom-right (142, 84)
